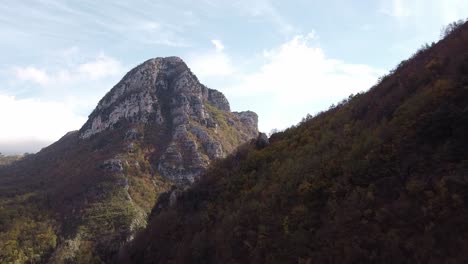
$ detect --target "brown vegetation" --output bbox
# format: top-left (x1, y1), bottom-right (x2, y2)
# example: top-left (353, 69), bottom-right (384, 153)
top-left (120, 21), bottom-right (468, 264)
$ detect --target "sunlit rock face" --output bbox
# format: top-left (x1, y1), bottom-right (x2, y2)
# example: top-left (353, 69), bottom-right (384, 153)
top-left (79, 56), bottom-right (258, 184)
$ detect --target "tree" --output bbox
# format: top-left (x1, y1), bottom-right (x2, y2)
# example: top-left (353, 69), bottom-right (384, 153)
top-left (269, 128), bottom-right (279, 137)
top-left (440, 19), bottom-right (466, 38)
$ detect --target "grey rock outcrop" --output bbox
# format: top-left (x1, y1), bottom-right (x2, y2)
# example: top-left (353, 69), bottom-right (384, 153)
top-left (236, 111), bottom-right (258, 126)
top-left (207, 89), bottom-right (230, 111)
top-left (101, 159), bottom-right (124, 172)
top-left (79, 56), bottom-right (258, 184)
top-left (255, 133), bottom-right (270, 149)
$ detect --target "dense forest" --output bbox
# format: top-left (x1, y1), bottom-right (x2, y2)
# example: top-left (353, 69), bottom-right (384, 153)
top-left (119, 22), bottom-right (468, 263)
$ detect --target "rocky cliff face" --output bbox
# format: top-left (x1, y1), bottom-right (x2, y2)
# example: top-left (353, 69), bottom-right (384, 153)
top-left (80, 56), bottom-right (258, 184)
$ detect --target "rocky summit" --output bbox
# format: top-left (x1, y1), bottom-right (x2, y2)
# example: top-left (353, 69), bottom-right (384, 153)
top-left (0, 56), bottom-right (258, 263)
top-left (81, 56), bottom-right (258, 183)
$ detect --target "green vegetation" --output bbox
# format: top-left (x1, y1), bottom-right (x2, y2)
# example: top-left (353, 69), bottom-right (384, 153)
top-left (0, 193), bottom-right (57, 263)
top-left (0, 128), bottom-right (172, 263)
top-left (120, 141), bottom-right (171, 214)
top-left (121, 22), bottom-right (468, 263)
top-left (203, 103), bottom-right (246, 151)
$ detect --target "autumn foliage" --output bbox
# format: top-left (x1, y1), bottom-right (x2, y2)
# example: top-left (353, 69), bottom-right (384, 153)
top-left (120, 22), bottom-right (468, 264)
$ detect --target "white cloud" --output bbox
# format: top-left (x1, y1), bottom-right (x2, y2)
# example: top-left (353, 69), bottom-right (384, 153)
top-left (438, 0), bottom-right (468, 23)
top-left (137, 20), bottom-right (189, 47)
top-left (142, 21), bottom-right (161, 31)
top-left (13, 53), bottom-right (123, 85)
top-left (380, 0), bottom-right (411, 18)
top-left (188, 40), bottom-right (235, 78)
top-left (379, 0), bottom-right (468, 23)
top-left (211, 39), bottom-right (225, 52)
top-left (0, 139), bottom-right (51, 155)
top-left (14, 67), bottom-right (50, 86)
top-left (4, 51), bottom-right (127, 153)
top-left (232, 0), bottom-right (297, 36)
top-left (229, 33), bottom-right (383, 99)
top-left (78, 54), bottom-right (122, 80)
top-left (202, 0), bottom-right (297, 36)
top-left (209, 33), bottom-right (384, 132)
top-left (0, 94), bottom-right (86, 148)
top-left (186, 34), bottom-right (383, 132)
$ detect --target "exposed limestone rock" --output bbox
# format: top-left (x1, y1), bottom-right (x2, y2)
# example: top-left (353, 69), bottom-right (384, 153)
top-left (126, 143), bottom-right (135, 153)
top-left (48, 231), bottom-right (84, 264)
top-left (169, 190), bottom-right (178, 207)
top-left (80, 56), bottom-right (258, 184)
top-left (256, 133), bottom-right (270, 149)
top-left (189, 126), bottom-right (223, 159)
top-left (125, 129), bottom-right (140, 140)
top-left (116, 177), bottom-right (129, 190)
top-left (101, 159), bottom-right (124, 172)
top-left (207, 141), bottom-right (223, 159)
top-left (235, 111), bottom-right (258, 131)
top-left (207, 88), bottom-right (230, 111)
top-left (81, 91), bottom-right (161, 139)
top-left (149, 186), bottom-right (185, 219)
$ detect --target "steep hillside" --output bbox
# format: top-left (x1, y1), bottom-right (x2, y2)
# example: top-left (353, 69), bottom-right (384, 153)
top-left (121, 23), bottom-right (468, 263)
top-left (0, 57), bottom-right (258, 263)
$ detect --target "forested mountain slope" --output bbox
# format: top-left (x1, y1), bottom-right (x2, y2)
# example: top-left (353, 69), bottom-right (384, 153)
top-left (120, 22), bottom-right (468, 264)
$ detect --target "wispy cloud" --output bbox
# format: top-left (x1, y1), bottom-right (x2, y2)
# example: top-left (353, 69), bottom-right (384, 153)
top-left (78, 55), bottom-right (122, 80)
top-left (188, 39), bottom-right (235, 78)
top-left (232, 0), bottom-right (298, 36)
top-left (379, 0), bottom-right (468, 23)
top-left (133, 20), bottom-right (190, 47)
top-left (211, 40), bottom-right (225, 52)
top-left (1, 49), bottom-right (128, 152)
top-left (199, 0), bottom-right (297, 36)
top-left (379, 0), bottom-right (410, 18)
top-left (14, 67), bottom-right (49, 86)
top-left (13, 53), bottom-right (124, 86)
top-left (0, 94), bottom-right (86, 144)
top-left (0, 1), bottom-right (191, 48)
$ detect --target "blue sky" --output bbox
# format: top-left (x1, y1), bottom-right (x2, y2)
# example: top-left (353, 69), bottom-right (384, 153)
top-left (1, 0), bottom-right (467, 154)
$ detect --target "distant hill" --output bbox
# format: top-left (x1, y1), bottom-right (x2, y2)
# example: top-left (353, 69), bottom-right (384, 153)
top-left (120, 22), bottom-right (468, 263)
top-left (0, 153), bottom-right (24, 166)
top-left (0, 57), bottom-right (257, 263)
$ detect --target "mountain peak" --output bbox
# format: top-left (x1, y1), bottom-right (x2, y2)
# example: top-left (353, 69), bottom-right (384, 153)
top-left (79, 56), bottom-right (257, 183)
top-left (79, 56), bottom-right (233, 139)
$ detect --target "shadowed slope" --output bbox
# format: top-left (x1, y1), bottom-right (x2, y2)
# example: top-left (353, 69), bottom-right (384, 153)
top-left (121, 23), bottom-right (468, 264)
